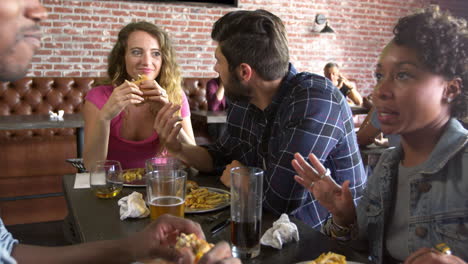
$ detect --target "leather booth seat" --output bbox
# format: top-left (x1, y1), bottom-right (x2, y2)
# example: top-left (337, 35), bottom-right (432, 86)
top-left (0, 77), bottom-right (210, 225)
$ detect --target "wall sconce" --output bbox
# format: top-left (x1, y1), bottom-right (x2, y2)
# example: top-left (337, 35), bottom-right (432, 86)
top-left (312, 14), bottom-right (335, 34)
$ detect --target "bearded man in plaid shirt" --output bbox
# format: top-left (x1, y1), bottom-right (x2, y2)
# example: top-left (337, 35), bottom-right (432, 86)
top-left (155, 9), bottom-right (366, 229)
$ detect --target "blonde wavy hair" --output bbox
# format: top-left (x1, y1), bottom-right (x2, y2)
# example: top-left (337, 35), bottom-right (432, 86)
top-left (107, 21), bottom-right (183, 112)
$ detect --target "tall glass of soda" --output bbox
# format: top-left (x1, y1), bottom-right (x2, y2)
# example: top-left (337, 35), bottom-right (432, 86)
top-left (230, 166), bottom-right (263, 259)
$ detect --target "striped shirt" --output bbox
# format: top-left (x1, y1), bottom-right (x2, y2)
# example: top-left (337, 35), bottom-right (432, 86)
top-left (205, 64), bottom-right (366, 228)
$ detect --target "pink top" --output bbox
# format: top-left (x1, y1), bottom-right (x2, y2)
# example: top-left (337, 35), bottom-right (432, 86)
top-left (85, 85), bottom-right (190, 169)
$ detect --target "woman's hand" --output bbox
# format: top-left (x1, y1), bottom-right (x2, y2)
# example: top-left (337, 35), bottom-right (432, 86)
top-left (100, 81), bottom-right (144, 121)
top-left (404, 247), bottom-right (466, 264)
top-left (292, 153), bottom-right (356, 226)
top-left (139, 79), bottom-right (170, 105)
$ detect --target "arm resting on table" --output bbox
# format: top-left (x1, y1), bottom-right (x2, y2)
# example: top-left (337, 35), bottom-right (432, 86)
top-left (12, 238), bottom-right (136, 264)
top-left (175, 144), bottom-right (214, 173)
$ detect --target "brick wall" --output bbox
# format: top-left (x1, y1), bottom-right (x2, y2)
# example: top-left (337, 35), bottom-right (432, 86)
top-left (33, 0), bottom-right (467, 96)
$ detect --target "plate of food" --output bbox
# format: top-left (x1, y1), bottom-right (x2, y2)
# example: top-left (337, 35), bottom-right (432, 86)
top-left (185, 180), bottom-right (230, 214)
top-left (295, 252), bottom-right (364, 264)
top-left (296, 260), bottom-right (364, 264)
top-left (122, 168), bottom-right (146, 187)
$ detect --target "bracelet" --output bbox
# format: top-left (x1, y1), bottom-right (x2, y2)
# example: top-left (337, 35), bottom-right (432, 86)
top-left (328, 217), bottom-right (353, 240)
top-left (435, 243), bottom-right (452, 255)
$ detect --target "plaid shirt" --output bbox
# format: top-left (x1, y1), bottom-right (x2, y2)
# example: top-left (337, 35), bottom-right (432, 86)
top-left (205, 64), bottom-right (366, 228)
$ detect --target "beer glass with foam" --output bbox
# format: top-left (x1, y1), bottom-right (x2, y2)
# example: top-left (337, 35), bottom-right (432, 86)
top-left (146, 169), bottom-right (187, 220)
top-left (230, 167), bottom-right (263, 259)
top-left (90, 160), bottom-right (123, 198)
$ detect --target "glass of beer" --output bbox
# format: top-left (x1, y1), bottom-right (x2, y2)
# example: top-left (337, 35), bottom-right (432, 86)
top-left (90, 160), bottom-right (123, 198)
top-left (230, 166), bottom-right (263, 259)
top-left (146, 169), bottom-right (187, 220)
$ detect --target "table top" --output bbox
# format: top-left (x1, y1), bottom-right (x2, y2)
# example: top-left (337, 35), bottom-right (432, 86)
top-left (62, 173), bottom-right (369, 263)
top-left (0, 113), bottom-right (84, 130)
top-left (191, 110), bottom-right (227, 124)
top-left (350, 106), bottom-right (369, 115)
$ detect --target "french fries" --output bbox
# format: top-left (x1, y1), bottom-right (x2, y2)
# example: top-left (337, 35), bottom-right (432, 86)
top-left (185, 186), bottom-right (229, 210)
top-left (309, 252), bottom-right (346, 264)
top-left (122, 168), bottom-right (145, 183)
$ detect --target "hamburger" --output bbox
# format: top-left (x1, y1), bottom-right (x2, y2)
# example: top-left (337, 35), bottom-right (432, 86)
top-left (132, 74), bottom-right (149, 105)
top-left (175, 233), bottom-right (214, 263)
top-left (132, 74), bottom-right (149, 85)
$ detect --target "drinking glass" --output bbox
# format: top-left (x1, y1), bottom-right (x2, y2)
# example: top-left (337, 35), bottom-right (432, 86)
top-left (90, 160), bottom-right (123, 198)
top-left (145, 156), bottom-right (182, 172)
top-left (146, 169), bottom-right (187, 220)
top-left (230, 166), bottom-right (264, 259)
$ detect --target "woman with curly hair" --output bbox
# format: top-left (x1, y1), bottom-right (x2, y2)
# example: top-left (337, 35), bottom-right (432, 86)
top-left (83, 21), bottom-right (195, 170)
top-left (293, 6), bottom-right (468, 264)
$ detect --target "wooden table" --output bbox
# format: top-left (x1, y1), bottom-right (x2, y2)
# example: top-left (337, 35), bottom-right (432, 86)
top-left (63, 173), bottom-right (369, 263)
top-left (350, 106), bottom-right (369, 115)
top-left (0, 113), bottom-right (84, 157)
top-left (191, 110), bottom-right (227, 124)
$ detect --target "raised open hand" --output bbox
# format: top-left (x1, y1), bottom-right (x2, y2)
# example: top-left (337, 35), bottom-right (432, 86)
top-left (292, 152), bottom-right (356, 226)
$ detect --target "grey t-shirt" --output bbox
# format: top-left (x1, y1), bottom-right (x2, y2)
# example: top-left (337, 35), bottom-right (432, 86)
top-left (385, 162), bottom-right (426, 261)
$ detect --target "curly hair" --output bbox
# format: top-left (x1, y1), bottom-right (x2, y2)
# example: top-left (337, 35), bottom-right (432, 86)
top-left (393, 5), bottom-right (468, 119)
top-left (211, 9), bottom-right (289, 81)
top-left (107, 21), bottom-right (182, 108)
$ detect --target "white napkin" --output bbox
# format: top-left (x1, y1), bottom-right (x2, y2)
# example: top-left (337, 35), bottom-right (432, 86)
top-left (260, 214), bottom-right (299, 249)
top-left (74, 173), bottom-right (90, 189)
top-left (118, 192), bottom-right (150, 220)
top-left (49, 110), bottom-right (64, 121)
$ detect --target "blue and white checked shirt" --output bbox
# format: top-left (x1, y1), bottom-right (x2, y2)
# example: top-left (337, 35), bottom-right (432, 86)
top-left (205, 64), bottom-right (366, 228)
top-left (0, 218), bottom-right (18, 264)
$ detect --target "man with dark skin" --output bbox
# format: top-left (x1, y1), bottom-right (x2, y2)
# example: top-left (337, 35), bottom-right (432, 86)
top-left (0, 1), bottom-right (239, 264)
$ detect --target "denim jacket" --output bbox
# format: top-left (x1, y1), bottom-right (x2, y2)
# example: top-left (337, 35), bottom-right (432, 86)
top-left (354, 118), bottom-right (468, 263)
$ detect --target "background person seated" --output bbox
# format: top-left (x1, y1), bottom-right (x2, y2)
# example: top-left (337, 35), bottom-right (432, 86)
top-left (324, 62), bottom-right (363, 106)
top-left (357, 107), bottom-right (400, 148)
top-left (206, 77), bottom-right (228, 140)
top-left (82, 21), bottom-right (196, 171)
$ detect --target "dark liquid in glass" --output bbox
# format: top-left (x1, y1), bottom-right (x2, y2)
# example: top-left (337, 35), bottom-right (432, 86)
top-left (231, 220), bottom-right (261, 248)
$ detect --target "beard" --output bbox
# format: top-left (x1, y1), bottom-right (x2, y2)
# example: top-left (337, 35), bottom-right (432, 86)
top-left (223, 71), bottom-right (251, 103)
top-left (0, 58), bottom-right (30, 82)
top-left (0, 27), bottom-right (40, 82)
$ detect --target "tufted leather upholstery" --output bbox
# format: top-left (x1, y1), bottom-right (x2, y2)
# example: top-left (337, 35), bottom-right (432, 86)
top-left (182, 78), bottom-right (208, 111)
top-left (0, 76), bottom-right (211, 224)
top-left (0, 77), bottom-right (102, 139)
